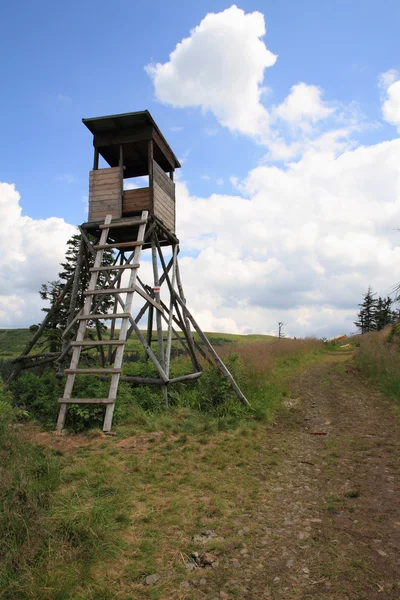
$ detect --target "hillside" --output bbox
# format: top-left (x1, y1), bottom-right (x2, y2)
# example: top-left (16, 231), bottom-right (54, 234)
top-left (0, 327), bottom-right (276, 360)
top-left (1, 332), bottom-right (400, 599)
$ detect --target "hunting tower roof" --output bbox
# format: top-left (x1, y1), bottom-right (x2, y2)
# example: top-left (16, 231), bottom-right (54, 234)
top-left (82, 110), bottom-right (181, 178)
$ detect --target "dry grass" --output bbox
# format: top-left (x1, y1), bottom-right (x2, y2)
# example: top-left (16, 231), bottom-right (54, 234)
top-left (354, 327), bottom-right (400, 403)
top-left (219, 337), bottom-right (324, 373)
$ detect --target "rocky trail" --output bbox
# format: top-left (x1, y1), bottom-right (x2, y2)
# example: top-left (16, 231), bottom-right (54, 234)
top-left (193, 351), bottom-right (400, 599)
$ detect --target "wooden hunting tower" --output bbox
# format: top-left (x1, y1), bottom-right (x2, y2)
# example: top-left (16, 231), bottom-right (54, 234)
top-left (8, 110), bottom-right (248, 432)
top-left (83, 110), bottom-right (180, 241)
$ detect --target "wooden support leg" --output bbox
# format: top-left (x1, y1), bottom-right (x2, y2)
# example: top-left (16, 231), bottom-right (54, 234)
top-left (172, 290), bottom-right (250, 407)
top-left (6, 274), bottom-right (75, 384)
top-left (56, 403), bottom-right (68, 430)
top-left (146, 305), bottom-right (154, 361)
top-left (165, 244), bottom-right (177, 378)
top-left (154, 236), bottom-right (202, 372)
top-left (151, 238), bottom-right (168, 406)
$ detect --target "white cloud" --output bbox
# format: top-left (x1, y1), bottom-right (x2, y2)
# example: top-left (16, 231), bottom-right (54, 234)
top-left (146, 6), bottom-right (360, 163)
top-left (56, 174), bottom-right (76, 184)
top-left (273, 83), bottom-right (334, 128)
top-left (146, 5), bottom-right (277, 137)
top-left (381, 71), bottom-right (400, 132)
top-left (175, 138), bottom-right (400, 337)
top-left (0, 183), bottom-right (75, 327)
top-left (379, 68), bottom-right (399, 90)
top-left (216, 178), bottom-right (224, 186)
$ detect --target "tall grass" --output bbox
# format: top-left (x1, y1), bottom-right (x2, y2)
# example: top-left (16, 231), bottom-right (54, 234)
top-left (0, 385), bottom-right (132, 598)
top-left (354, 327), bottom-right (400, 403)
top-left (7, 338), bottom-right (327, 433)
top-left (217, 338), bottom-right (325, 420)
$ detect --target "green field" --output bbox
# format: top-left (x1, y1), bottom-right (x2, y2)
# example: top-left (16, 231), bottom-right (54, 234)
top-left (0, 327), bottom-right (275, 360)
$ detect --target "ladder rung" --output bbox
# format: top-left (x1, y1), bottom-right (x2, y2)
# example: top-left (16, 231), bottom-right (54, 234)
top-left (64, 368), bottom-right (122, 375)
top-left (77, 313), bottom-right (131, 320)
top-left (99, 218), bottom-right (148, 229)
top-left (89, 264), bottom-right (140, 273)
top-left (84, 288), bottom-right (136, 296)
top-left (93, 241), bottom-right (144, 250)
top-left (58, 398), bottom-right (114, 404)
top-left (71, 340), bottom-right (126, 347)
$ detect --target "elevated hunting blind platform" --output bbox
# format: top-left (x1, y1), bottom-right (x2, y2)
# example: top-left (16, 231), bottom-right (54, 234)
top-left (82, 111), bottom-right (180, 246)
top-left (8, 110), bottom-right (249, 432)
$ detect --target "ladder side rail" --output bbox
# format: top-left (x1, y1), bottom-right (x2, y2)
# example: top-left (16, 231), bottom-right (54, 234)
top-left (103, 211), bottom-right (148, 431)
top-left (57, 215), bottom-right (112, 430)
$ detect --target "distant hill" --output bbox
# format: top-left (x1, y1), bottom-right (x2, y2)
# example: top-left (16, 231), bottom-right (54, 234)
top-left (0, 328), bottom-right (276, 360)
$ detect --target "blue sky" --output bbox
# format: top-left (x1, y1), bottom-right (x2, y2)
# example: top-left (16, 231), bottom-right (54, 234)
top-left (1, 1), bottom-right (400, 336)
top-left (1, 0), bottom-right (399, 222)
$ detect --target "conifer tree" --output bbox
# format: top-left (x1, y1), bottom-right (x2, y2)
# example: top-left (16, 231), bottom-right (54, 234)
top-left (38, 232), bottom-right (116, 350)
top-left (354, 286), bottom-right (378, 333)
top-left (375, 296), bottom-right (397, 330)
top-left (355, 288), bottom-right (397, 334)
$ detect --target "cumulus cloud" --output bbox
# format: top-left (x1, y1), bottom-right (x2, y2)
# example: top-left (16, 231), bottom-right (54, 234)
top-left (273, 83), bottom-right (334, 128)
top-left (146, 5), bottom-right (277, 136)
top-left (380, 69), bottom-right (400, 132)
top-left (146, 6), bottom-right (359, 162)
top-left (0, 183), bottom-right (75, 327)
top-left (175, 138), bottom-right (400, 337)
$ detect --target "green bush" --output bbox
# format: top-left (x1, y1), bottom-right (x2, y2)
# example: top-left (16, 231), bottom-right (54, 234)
top-left (10, 369), bottom-right (62, 427)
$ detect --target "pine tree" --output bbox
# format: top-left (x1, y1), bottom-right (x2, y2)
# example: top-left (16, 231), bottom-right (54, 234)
top-left (354, 286), bottom-right (378, 333)
top-left (377, 296), bottom-right (398, 329)
top-left (38, 232), bottom-right (117, 351)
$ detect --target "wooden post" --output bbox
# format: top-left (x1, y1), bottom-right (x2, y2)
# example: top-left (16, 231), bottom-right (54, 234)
top-left (165, 244), bottom-right (177, 377)
top-left (146, 305), bottom-right (154, 361)
top-left (175, 255), bottom-right (196, 360)
top-left (151, 237), bottom-right (167, 405)
top-left (6, 275), bottom-right (75, 384)
top-left (57, 237), bottom-right (85, 374)
top-left (148, 139), bottom-right (154, 215)
top-left (172, 290), bottom-right (250, 407)
top-left (93, 147), bottom-right (99, 170)
top-left (108, 253), bottom-right (123, 364)
top-left (118, 144), bottom-right (123, 218)
top-left (68, 237), bottom-right (84, 325)
top-left (154, 236), bottom-right (201, 372)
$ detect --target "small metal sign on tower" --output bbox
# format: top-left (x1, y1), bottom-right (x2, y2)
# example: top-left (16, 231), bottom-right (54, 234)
top-left (10, 111), bottom-right (249, 431)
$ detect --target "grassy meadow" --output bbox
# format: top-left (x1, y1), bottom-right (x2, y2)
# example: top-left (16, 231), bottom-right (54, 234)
top-left (0, 328), bottom-right (332, 599)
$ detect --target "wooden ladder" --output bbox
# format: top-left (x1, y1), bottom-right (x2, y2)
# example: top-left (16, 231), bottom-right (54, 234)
top-left (56, 211), bottom-right (148, 432)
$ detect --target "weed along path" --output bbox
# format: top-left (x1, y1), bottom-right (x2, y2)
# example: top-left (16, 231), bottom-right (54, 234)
top-left (7, 349), bottom-right (400, 599)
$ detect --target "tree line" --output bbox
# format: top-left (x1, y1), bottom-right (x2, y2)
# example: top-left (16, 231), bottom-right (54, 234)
top-left (354, 286), bottom-right (398, 334)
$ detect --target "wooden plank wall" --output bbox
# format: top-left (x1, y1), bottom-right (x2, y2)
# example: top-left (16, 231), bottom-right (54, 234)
top-left (153, 160), bottom-right (174, 197)
top-left (154, 181), bottom-right (175, 232)
top-left (89, 167), bottom-right (122, 221)
top-left (153, 160), bottom-right (175, 232)
top-left (122, 188), bottom-right (150, 214)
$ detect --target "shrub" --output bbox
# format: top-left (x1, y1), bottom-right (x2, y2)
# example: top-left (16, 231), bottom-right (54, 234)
top-left (354, 332), bottom-right (400, 402)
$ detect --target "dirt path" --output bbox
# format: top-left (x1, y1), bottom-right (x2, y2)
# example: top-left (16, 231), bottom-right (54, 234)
top-left (205, 351), bottom-right (400, 599)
